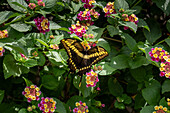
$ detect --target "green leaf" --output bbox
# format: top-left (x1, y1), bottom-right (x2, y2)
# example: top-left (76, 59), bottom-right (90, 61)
top-left (114, 101), bottom-right (125, 109)
top-left (5, 44), bottom-right (26, 55)
top-left (23, 59), bottom-right (37, 67)
top-left (44, 0), bottom-right (57, 8)
top-left (166, 19), bottom-right (170, 32)
top-left (144, 19), bottom-right (162, 44)
top-left (107, 25), bottom-right (119, 37)
top-left (36, 39), bottom-right (49, 47)
top-left (10, 22), bottom-right (31, 32)
top-left (80, 76), bottom-right (91, 98)
top-left (142, 80), bottom-right (161, 105)
top-left (52, 67), bottom-right (66, 77)
top-left (71, 1), bottom-right (82, 13)
top-left (128, 56), bottom-right (149, 69)
top-left (137, 19), bottom-right (150, 31)
top-left (140, 106), bottom-right (154, 113)
top-left (99, 63), bottom-right (116, 76)
top-left (0, 90), bottom-right (5, 104)
top-left (110, 55), bottom-right (130, 69)
top-left (57, 27), bottom-right (71, 32)
top-left (96, 38), bottom-right (110, 53)
top-left (11, 2), bottom-right (27, 10)
top-left (152, 0), bottom-right (170, 15)
top-left (49, 35), bottom-right (63, 45)
top-left (54, 98), bottom-right (67, 113)
top-left (3, 55), bottom-right (29, 79)
top-left (130, 67), bottom-right (146, 82)
top-left (37, 52), bottom-right (46, 66)
top-left (119, 21), bottom-right (137, 33)
top-left (121, 33), bottom-right (137, 51)
top-left (7, 0), bottom-right (28, 12)
top-left (18, 108), bottom-right (27, 113)
top-left (118, 94), bottom-right (132, 104)
top-left (89, 107), bottom-right (102, 113)
top-left (134, 93), bottom-right (145, 109)
top-left (159, 97), bottom-right (168, 107)
top-left (0, 103), bottom-right (17, 113)
top-left (108, 78), bottom-right (123, 97)
top-left (93, 28), bottom-right (105, 40)
top-left (42, 75), bottom-right (59, 90)
top-left (114, 0), bottom-right (129, 10)
top-left (165, 38), bottom-right (170, 47)
top-left (162, 79), bottom-right (170, 94)
top-left (22, 77), bottom-right (33, 86)
top-left (0, 11), bottom-right (19, 24)
top-left (49, 21), bottom-right (61, 30)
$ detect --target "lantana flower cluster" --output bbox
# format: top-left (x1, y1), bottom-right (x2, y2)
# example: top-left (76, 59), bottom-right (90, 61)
top-left (73, 101), bottom-right (89, 113)
top-left (28, 0), bottom-right (45, 10)
top-left (149, 47), bottom-right (168, 62)
top-left (86, 69), bottom-right (99, 87)
top-left (0, 47), bottom-right (5, 56)
top-left (34, 16), bottom-right (50, 34)
top-left (22, 85), bottom-right (57, 113)
top-left (77, 9), bottom-right (100, 22)
top-left (38, 97), bottom-right (57, 113)
top-left (103, 2), bottom-right (116, 17)
top-left (81, 0), bottom-right (96, 9)
top-left (153, 105), bottom-right (167, 113)
top-left (22, 85), bottom-right (41, 102)
top-left (69, 21), bottom-right (88, 37)
top-left (122, 14), bottom-right (139, 30)
top-left (50, 44), bottom-right (59, 50)
top-left (0, 30), bottom-right (8, 39)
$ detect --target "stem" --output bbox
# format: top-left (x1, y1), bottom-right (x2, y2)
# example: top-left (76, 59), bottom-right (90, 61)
top-left (4, 15), bottom-right (26, 26)
top-left (155, 39), bottom-right (165, 45)
top-left (131, 0), bottom-right (142, 8)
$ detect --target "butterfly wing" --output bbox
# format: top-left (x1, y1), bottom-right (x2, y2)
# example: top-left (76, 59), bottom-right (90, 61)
top-left (61, 38), bottom-right (109, 75)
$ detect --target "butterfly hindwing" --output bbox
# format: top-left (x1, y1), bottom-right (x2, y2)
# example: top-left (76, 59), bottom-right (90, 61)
top-left (61, 38), bottom-right (108, 75)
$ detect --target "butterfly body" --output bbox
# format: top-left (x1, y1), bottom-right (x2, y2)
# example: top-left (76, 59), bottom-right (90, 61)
top-left (61, 38), bottom-right (108, 75)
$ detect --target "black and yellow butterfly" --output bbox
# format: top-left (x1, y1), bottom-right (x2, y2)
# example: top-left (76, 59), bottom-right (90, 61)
top-left (61, 38), bottom-right (108, 76)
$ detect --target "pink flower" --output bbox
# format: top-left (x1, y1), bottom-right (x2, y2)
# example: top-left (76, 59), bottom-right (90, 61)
top-left (38, 97), bottom-right (56, 113)
top-left (81, 0), bottom-right (96, 9)
top-left (28, 3), bottom-right (36, 9)
top-left (0, 47), bottom-right (5, 56)
top-left (73, 101), bottom-right (89, 113)
top-left (77, 9), bottom-right (91, 21)
top-left (97, 87), bottom-right (100, 91)
top-left (86, 69), bottom-right (99, 87)
top-left (160, 62), bottom-right (170, 78)
top-left (20, 53), bottom-right (28, 60)
top-left (149, 47), bottom-right (168, 62)
top-left (68, 21), bottom-right (87, 37)
top-left (103, 2), bottom-right (116, 17)
top-left (34, 16), bottom-right (50, 34)
top-left (123, 14), bottom-right (139, 30)
top-left (38, 1), bottom-right (45, 7)
top-left (22, 85), bottom-right (41, 103)
top-left (0, 30), bottom-right (8, 39)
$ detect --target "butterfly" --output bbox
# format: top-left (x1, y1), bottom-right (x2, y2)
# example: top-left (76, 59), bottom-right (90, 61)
top-left (61, 38), bottom-right (108, 76)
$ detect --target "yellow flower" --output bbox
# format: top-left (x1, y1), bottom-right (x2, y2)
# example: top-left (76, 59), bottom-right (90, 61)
top-left (30, 85), bottom-right (35, 89)
top-left (154, 106), bottom-right (159, 110)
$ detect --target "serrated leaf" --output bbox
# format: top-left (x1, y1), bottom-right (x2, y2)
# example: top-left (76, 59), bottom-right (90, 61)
top-left (10, 22), bottom-right (31, 32)
top-left (107, 25), bottom-right (119, 37)
top-left (54, 98), bottom-right (67, 113)
top-left (114, 0), bottom-right (129, 10)
top-left (119, 21), bottom-right (137, 33)
top-left (7, 0), bottom-right (28, 12)
top-left (49, 21), bottom-right (61, 30)
top-left (0, 11), bottom-right (19, 24)
top-left (96, 38), bottom-right (110, 53)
